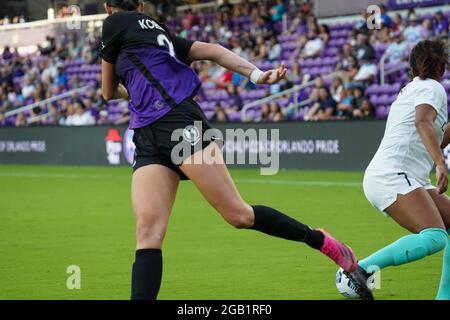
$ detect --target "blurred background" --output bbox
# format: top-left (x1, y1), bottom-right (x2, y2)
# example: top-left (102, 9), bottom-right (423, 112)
top-left (0, 0), bottom-right (448, 129)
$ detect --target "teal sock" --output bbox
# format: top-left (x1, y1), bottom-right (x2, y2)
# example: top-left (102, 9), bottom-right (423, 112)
top-left (359, 228), bottom-right (448, 272)
top-left (436, 229), bottom-right (450, 300)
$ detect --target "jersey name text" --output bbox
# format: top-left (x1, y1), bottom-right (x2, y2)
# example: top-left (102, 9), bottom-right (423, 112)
top-left (138, 19), bottom-right (164, 31)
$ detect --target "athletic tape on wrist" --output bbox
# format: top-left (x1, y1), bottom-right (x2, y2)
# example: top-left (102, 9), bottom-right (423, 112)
top-left (250, 68), bottom-right (264, 84)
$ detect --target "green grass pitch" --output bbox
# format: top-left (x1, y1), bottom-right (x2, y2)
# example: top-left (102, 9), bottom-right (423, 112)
top-left (0, 165), bottom-right (445, 300)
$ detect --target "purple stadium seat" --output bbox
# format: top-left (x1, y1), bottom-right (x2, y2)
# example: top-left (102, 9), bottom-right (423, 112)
top-left (376, 106), bottom-right (387, 119)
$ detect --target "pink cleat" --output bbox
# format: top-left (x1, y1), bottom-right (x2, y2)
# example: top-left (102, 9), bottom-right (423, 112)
top-left (317, 229), bottom-right (357, 273)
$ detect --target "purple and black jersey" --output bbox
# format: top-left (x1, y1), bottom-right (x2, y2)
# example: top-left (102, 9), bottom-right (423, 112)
top-left (101, 11), bottom-right (201, 129)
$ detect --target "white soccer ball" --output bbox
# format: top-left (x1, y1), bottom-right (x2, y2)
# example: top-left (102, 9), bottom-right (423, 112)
top-left (335, 267), bottom-right (375, 299)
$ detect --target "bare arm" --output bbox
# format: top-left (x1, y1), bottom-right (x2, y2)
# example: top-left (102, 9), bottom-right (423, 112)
top-left (441, 123), bottom-right (450, 149)
top-left (416, 104), bottom-right (448, 193)
top-left (187, 41), bottom-right (286, 85)
top-left (101, 59), bottom-right (129, 101)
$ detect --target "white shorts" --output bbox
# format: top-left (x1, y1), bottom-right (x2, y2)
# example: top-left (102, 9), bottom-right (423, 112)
top-left (363, 169), bottom-right (436, 215)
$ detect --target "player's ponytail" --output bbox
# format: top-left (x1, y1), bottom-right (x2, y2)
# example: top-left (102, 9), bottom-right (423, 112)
top-left (409, 39), bottom-right (449, 81)
top-left (106, 0), bottom-right (141, 11)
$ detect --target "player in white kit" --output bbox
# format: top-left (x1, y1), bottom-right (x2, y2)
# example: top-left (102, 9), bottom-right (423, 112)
top-left (344, 39), bottom-right (450, 300)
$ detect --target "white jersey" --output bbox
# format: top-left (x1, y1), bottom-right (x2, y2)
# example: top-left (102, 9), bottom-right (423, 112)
top-left (367, 77), bottom-right (448, 185)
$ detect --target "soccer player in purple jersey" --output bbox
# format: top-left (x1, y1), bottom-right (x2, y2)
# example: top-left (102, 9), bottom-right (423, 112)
top-left (101, 0), bottom-right (370, 300)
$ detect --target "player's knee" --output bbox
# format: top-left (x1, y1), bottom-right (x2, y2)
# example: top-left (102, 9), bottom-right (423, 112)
top-left (222, 204), bottom-right (254, 229)
top-left (135, 216), bottom-right (166, 247)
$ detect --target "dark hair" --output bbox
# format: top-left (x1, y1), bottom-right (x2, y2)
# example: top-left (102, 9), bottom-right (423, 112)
top-left (409, 39), bottom-right (449, 81)
top-left (106, 0), bottom-right (141, 11)
top-left (318, 86), bottom-right (330, 95)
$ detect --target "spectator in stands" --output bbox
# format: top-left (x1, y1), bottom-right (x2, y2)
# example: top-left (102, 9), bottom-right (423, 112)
top-left (54, 63), bottom-right (69, 88)
top-left (181, 9), bottom-right (198, 30)
top-left (433, 10), bottom-right (449, 36)
top-left (392, 13), bottom-right (405, 33)
top-left (225, 84), bottom-right (243, 113)
top-left (318, 24), bottom-right (331, 45)
top-left (379, 4), bottom-right (392, 28)
top-left (331, 77), bottom-right (344, 103)
top-left (7, 86), bottom-right (22, 106)
top-left (47, 104), bottom-right (62, 125)
top-left (352, 57), bottom-right (377, 87)
top-left (336, 85), bottom-right (354, 119)
top-left (354, 32), bottom-right (375, 62)
top-left (403, 14), bottom-right (423, 47)
top-left (21, 78), bottom-right (36, 100)
top-left (2, 46), bottom-right (13, 61)
top-left (252, 35), bottom-right (269, 61)
top-left (301, 29), bottom-right (324, 59)
top-left (385, 31), bottom-right (407, 64)
top-left (69, 74), bottom-right (83, 88)
top-left (353, 98), bottom-right (375, 119)
top-left (40, 60), bottom-right (57, 83)
top-left (0, 111), bottom-right (6, 126)
top-left (336, 43), bottom-right (355, 71)
top-left (62, 104), bottom-right (75, 126)
top-left (270, 0), bottom-right (286, 23)
top-left (97, 110), bottom-right (110, 125)
top-left (287, 8), bottom-right (307, 35)
top-left (305, 87), bottom-right (337, 121)
top-left (307, 76), bottom-right (326, 104)
top-left (287, 61), bottom-right (310, 86)
top-left (214, 67), bottom-right (233, 89)
top-left (260, 103), bottom-right (270, 122)
top-left (239, 33), bottom-right (253, 61)
top-left (375, 24), bottom-right (392, 44)
top-left (352, 87), bottom-right (365, 110)
top-left (355, 9), bottom-right (370, 32)
top-left (229, 37), bottom-right (243, 56)
top-left (39, 36), bottom-right (57, 56)
top-left (70, 103), bottom-right (95, 126)
top-left (15, 112), bottom-right (26, 127)
top-left (211, 102), bottom-right (229, 122)
top-left (339, 55), bottom-right (359, 83)
top-left (219, 0), bottom-right (233, 14)
top-left (269, 101), bottom-right (285, 122)
top-left (421, 18), bottom-right (434, 39)
top-left (268, 35), bottom-right (282, 61)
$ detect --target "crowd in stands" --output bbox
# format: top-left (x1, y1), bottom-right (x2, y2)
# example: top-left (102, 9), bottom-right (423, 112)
top-left (0, 0), bottom-right (449, 127)
top-left (179, 1), bottom-right (449, 123)
top-left (0, 32), bottom-right (106, 127)
top-left (0, 15), bottom-right (26, 26)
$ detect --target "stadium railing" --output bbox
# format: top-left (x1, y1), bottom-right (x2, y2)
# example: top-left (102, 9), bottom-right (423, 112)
top-left (379, 52), bottom-right (409, 86)
top-left (5, 86), bottom-right (91, 124)
top-left (176, 0), bottom-right (258, 12)
top-left (0, 14), bottom-right (105, 49)
top-left (240, 71), bottom-right (339, 122)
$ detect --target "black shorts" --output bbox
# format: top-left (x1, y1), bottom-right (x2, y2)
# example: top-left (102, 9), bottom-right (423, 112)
top-left (132, 98), bottom-right (216, 180)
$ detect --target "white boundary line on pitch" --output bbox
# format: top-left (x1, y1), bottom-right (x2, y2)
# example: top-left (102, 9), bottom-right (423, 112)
top-left (0, 172), bottom-right (362, 187)
top-left (235, 178), bottom-right (361, 187)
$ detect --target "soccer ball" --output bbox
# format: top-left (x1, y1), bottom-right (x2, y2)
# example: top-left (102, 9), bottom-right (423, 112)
top-left (335, 267), bottom-right (375, 299)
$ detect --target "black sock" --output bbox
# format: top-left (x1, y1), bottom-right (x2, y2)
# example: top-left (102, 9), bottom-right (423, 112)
top-left (251, 205), bottom-right (324, 250)
top-left (131, 249), bottom-right (162, 300)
